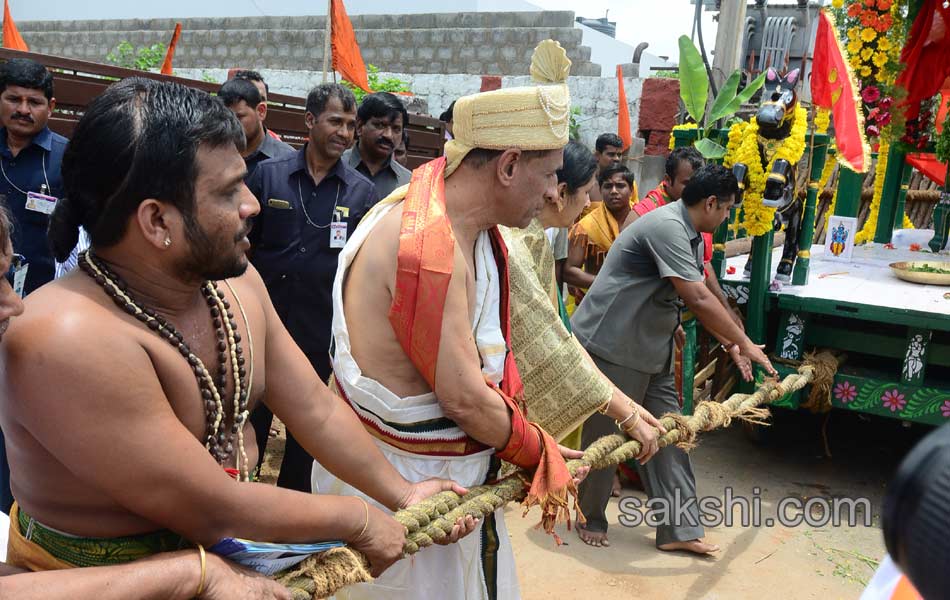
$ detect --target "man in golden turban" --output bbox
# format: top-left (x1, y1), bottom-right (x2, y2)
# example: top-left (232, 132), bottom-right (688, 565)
top-left (312, 41), bottom-right (590, 599)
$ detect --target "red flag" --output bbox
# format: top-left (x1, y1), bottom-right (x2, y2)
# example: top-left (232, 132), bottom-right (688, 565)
top-left (330, 0), bottom-right (371, 93)
top-left (617, 65), bottom-right (631, 152)
top-left (159, 23), bottom-right (182, 75)
top-left (2, 0), bottom-right (28, 52)
top-left (811, 9), bottom-right (869, 173)
top-left (896, 0), bottom-right (950, 122)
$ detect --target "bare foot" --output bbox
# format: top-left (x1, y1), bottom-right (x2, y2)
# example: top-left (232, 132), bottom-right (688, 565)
top-left (658, 538), bottom-right (720, 555)
top-left (611, 473), bottom-right (622, 497)
top-left (576, 524), bottom-right (610, 547)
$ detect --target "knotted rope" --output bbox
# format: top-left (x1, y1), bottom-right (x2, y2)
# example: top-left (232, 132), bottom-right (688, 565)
top-left (276, 352), bottom-right (842, 599)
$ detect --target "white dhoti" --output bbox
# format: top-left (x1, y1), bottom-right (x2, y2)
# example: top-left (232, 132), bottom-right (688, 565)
top-left (312, 201), bottom-right (521, 600)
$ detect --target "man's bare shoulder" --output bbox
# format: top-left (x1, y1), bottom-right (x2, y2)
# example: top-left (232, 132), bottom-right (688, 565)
top-left (348, 204), bottom-right (402, 290)
top-left (4, 275), bottom-right (139, 361)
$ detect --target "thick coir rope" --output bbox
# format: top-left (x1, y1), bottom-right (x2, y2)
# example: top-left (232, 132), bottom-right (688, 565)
top-left (276, 351), bottom-right (842, 599)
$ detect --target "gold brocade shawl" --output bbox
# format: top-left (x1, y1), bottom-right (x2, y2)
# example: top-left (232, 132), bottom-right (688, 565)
top-left (501, 220), bottom-right (612, 441)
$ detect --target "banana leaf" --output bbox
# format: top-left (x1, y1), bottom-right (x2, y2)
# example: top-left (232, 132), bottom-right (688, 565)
top-left (707, 71), bottom-right (741, 125)
top-left (677, 35), bottom-right (708, 124)
top-left (694, 137), bottom-right (727, 160)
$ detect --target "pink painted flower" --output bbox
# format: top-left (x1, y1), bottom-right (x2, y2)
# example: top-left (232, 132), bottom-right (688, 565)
top-left (861, 85), bottom-right (881, 103)
top-left (867, 124), bottom-right (881, 138)
top-left (834, 381), bottom-right (858, 403)
top-left (941, 400), bottom-right (950, 418)
top-left (882, 389), bottom-right (907, 412)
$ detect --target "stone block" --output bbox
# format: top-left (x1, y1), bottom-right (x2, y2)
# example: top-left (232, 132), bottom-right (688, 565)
top-left (410, 30), bottom-right (428, 46)
top-left (379, 47), bottom-right (395, 62)
top-left (293, 46), bottom-right (308, 59)
top-left (436, 47), bottom-right (453, 61)
top-left (476, 45), bottom-right (494, 60)
top-left (499, 45), bottom-right (517, 62)
top-left (202, 46), bottom-right (215, 58)
top-left (261, 45), bottom-right (277, 58)
top-left (278, 44), bottom-right (291, 57)
top-left (638, 78), bottom-right (679, 132)
top-left (458, 46), bottom-right (476, 62)
top-left (428, 30), bottom-right (446, 45)
top-left (417, 47), bottom-right (435, 61)
top-left (449, 30), bottom-right (467, 45)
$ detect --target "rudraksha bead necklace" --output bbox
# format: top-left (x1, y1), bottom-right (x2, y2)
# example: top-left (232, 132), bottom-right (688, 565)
top-left (78, 251), bottom-right (250, 475)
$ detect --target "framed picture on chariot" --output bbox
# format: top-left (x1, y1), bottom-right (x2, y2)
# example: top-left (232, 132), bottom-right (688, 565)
top-left (825, 216), bottom-right (858, 262)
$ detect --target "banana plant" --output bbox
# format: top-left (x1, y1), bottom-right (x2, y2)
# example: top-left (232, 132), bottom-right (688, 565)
top-left (678, 35), bottom-right (766, 159)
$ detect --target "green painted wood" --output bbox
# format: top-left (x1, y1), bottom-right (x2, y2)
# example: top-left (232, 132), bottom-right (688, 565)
top-left (672, 128), bottom-right (700, 148)
top-left (769, 364), bottom-right (950, 426)
top-left (793, 134), bottom-right (830, 285)
top-left (930, 192), bottom-right (950, 253)
top-left (746, 230), bottom-right (774, 346)
top-left (834, 166), bottom-right (865, 218)
top-left (802, 327), bottom-right (949, 369)
top-left (712, 219), bottom-right (728, 279)
top-left (874, 146), bottom-right (907, 243)
top-left (901, 328), bottom-right (932, 386)
top-left (776, 295), bottom-right (950, 332)
top-left (681, 317), bottom-right (698, 416)
top-left (776, 311), bottom-right (807, 361)
top-left (894, 157), bottom-right (913, 232)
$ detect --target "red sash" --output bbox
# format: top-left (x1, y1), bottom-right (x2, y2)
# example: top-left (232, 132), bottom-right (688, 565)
top-left (388, 156), bottom-right (577, 536)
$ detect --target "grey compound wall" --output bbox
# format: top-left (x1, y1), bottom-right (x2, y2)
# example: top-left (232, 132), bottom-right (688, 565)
top-left (19, 11), bottom-right (602, 76)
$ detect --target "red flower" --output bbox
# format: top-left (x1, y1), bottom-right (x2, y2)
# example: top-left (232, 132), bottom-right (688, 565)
top-left (880, 14), bottom-right (893, 29)
top-left (910, 243), bottom-right (922, 251)
top-left (727, 266), bottom-right (736, 275)
top-left (862, 85), bottom-right (881, 103)
top-left (884, 242), bottom-right (895, 249)
top-left (878, 0), bottom-right (893, 9)
top-left (848, 3), bottom-right (863, 16)
top-left (867, 124), bottom-right (881, 137)
top-left (879, 96), bottom-right (892, 110)
top-left (864, 0), bottom-right (877, 7)
top-left (878, 111), bottom-right (892, 127)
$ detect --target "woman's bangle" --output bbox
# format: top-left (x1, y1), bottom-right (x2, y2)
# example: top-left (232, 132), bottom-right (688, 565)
top-left (615, 403), bottom-right (640, 431)
top-left (195, 544), bottom-right (207, 598)
top-left (596, 397), bottom-right (611, 414)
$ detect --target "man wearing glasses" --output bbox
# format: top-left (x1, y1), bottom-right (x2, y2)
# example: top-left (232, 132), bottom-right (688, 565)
top-left (0, 58), bottom-right (67, 296)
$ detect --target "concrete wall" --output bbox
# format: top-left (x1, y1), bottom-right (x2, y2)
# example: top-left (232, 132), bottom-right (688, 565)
top-left (20, 12), bottom-right (601, 76)
top-left (175, 67), bottom-right (642, 152)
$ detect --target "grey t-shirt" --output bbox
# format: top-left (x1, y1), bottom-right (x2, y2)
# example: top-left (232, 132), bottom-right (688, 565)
top-left (571, 200), bottom-right (705, 374)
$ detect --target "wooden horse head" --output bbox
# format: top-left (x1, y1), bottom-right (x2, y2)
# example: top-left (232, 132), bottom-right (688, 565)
top-left (756, 67), bottom-right (800, 138)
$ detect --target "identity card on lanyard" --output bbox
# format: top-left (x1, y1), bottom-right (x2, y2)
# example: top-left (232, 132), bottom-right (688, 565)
top-left (329, 211), bottom-right (347, 249)
top-left (25, 191), bottom-right (57, 215)
top-left (12, 261), bottom-right (27, 298)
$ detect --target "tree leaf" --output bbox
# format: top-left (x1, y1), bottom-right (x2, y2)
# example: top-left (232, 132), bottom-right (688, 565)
top-left (734, 71), bottom-right (767, 108)
top-left (694, 137), bottom-right (727, 159)
top-left (677, 35), bottom-right (709, 124)
top-left (707, 70), bottom-right (742, 125)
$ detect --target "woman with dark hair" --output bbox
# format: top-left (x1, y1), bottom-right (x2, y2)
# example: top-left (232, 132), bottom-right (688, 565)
top-left (0, 195), bottom-right (289, 599)
top-left (501, 142), bottom-right (665, 523)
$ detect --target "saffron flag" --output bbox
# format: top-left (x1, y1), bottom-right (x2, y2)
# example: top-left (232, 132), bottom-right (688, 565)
top-left (811, 9), bottom-right (869, 173)
top-left (2, 0), bottom-right (28, 52)
top-left (159, 23), bottom-right (182, 75)
top-left (616, 65), bottom-right (631, 151)
top-left (330, 0), bottom-right (371, 93)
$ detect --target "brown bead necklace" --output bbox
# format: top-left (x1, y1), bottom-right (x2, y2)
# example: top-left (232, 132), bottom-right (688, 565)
top-left (78, 251), bottom-right (250, 477)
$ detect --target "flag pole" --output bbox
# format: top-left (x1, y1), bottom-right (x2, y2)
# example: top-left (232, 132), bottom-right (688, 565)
top-left (322, 0), bottom-right (332, 82)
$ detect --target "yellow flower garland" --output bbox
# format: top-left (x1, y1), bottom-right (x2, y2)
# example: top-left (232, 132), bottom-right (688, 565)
top-left (815, 108), bottom-right (831, 135)
top-left (723, 104), bottom-right (809, 236)
top-left (669, 123), bottom-right (699, 150)
top-left (855, 139), bottom-right (889, 244)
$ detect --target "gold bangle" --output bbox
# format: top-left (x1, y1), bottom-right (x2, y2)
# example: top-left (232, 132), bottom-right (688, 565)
top-left (615, 402), bottom-right (640, 431)
top-left (356, 497), bottom-right (370, 542)
top-left (596, 396), bottom-right (611, 414)
top-left (195, 544), bottom-right (207, 598)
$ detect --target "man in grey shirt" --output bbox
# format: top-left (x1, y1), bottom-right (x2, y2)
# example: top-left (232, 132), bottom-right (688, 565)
top-left (572, 165), bottom-right (776, 553)
top-left (343, 92), bottom-right (412, 199)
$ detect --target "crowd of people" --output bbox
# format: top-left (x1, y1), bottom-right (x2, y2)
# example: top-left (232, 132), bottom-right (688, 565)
top-left (0, 41), bottom-right (777, 600)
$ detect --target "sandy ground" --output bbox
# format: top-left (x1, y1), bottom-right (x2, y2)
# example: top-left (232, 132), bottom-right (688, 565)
top-left (263, 407), bottom-right (928, 600)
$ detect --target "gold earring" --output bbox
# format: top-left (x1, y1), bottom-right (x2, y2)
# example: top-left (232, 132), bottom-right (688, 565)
top-left (164, 237), bottom-right (172, 248)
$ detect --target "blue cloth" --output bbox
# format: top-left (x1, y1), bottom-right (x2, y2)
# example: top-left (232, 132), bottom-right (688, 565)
top-left (0, 427), bottom-right (10, 513)
top-left (0, 127), bottom-right (68, 295)
top-left (246, 145), bottom-right (379, 380)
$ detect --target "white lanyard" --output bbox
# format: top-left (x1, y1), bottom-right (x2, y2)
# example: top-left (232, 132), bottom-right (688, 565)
top-left (1, 148), bottom-right (51, 196)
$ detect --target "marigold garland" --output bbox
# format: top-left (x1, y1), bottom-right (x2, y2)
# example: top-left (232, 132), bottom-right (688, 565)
top-left (724, 104), bottom-right (808, 236)
top-left (815, 108), bottom-right (831, 135)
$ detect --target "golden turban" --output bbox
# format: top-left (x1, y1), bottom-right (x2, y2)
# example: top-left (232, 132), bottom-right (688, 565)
top-left (444, 39), bottom-right (572, 176)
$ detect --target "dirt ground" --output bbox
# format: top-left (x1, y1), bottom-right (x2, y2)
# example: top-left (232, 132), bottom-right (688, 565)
top-left (262, 408), bottom-right (928, 600)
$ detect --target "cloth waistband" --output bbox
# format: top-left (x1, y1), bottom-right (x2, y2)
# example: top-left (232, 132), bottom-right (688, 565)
top-left (332, 373), bottom-right (491, 458)
top-left (15, 505), bottom-right (189, 568)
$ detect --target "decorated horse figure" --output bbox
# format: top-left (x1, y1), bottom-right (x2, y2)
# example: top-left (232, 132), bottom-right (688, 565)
top-left (730, 67), bottom-right (807, 282)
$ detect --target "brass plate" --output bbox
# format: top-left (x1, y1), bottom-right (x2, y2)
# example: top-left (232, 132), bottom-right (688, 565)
top-left (889, 261), bottom-right (950, 286)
